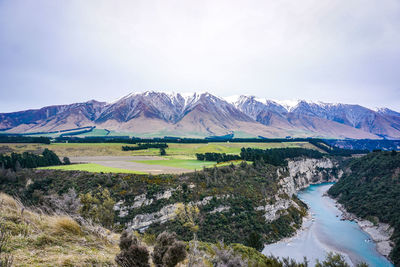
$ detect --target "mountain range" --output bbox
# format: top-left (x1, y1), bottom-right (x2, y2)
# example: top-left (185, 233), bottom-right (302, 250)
top-left (1, 91), bottom-right (400, 139)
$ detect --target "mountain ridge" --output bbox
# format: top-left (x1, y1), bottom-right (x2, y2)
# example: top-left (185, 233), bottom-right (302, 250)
top-left (1, 91), bottom-right (399, 139)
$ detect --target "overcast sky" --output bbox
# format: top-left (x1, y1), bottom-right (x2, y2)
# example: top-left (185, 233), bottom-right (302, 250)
top-left (1, 0), bottom-right (399, 112)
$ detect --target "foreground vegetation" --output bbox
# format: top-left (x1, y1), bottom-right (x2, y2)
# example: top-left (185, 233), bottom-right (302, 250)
top-left (0, 192), bottom-right (364, 266)
top-left (328, 151), bottom-right (400, 266)
top-left (0, 193), bottom-right (119, 266)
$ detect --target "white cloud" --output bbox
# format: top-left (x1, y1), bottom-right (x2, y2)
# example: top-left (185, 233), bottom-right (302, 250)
top-left (0, 0), bottom-right (399, 111)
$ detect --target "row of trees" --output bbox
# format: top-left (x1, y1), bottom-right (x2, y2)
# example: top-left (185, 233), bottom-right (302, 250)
top-left (308, 139), bottom-right (368, 156)
top-left (195, 147), bottom-right (324, 166)
top-left (0, 149), bottom-right (65, 170)
top-left (239, 147), bottom-right (323, 165)
top-left (0, 135), bottom-right (50, 144)
top-left (195, 152), bottom-right (241, 163)
top-left (122, 143), bottom-right (168, 151)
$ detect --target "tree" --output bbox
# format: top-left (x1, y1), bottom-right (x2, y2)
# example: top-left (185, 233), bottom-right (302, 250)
top-left (79, 187), bottom-right (116, 228)
top-left (160, 148), bottom-right (166, 156)
top-left (175, 203), bottom-right (199, 233)
top-left (246, 232), bottom-right (263, 251)
top-left (63, 157), bottom-right (71, 165)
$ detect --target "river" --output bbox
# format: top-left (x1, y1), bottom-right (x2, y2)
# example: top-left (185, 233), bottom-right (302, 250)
top-left (262, 183), bottom-right (394, 267)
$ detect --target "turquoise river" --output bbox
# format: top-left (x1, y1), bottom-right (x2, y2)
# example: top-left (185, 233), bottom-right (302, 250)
top-left (262, 183), bottom-right (394, 267)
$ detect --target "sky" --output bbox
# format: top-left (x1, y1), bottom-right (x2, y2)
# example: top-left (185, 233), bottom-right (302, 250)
top-left (0, 0), bottom-right (400, 112)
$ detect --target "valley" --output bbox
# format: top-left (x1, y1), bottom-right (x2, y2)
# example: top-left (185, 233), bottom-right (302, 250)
top-left (0, 139), bottom-right (399, 266)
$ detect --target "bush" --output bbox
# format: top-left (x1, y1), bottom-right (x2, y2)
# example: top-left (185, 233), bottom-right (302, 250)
top-left (52, 216), bottom-right (82, 235)
top-left (212, 242), bottom-right (247, 267)
top-left (115, 230), bottom-right (150, 267)
top-left (315, 252), bottom-right (349, 267)
top-left (63, 157), bottom-right (71, 165)
top-left (153, 232), bottom-right (187, 267)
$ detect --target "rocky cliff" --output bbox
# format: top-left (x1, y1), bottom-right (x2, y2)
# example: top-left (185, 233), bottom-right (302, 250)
top-left (118, 157), bottom-right (341, 232)
top-left (256, 157), bottom-right (342, 222)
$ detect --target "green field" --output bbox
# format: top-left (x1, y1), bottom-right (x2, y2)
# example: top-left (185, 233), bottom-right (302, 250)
top-left (133, 158), bottom-right (211, 170)
top-left (0, 141), bottom-right (321, 157)
top-left (38, 163), bottom-right (146, 174)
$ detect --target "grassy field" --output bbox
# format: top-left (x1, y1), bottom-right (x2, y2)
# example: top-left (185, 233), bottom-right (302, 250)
top-left (132, 158), bottom-right (249, 170)
top-left (4, 141), bottom-right (322, 174)
top-left (38, 163), bottom-right (147, 174)
top-left (0, 141), bottom-right (320, 157)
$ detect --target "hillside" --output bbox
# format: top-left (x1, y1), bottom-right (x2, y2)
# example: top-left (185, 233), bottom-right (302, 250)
top-left (0, 154), bottom-right (340, 251)
top-left (0, 193), bottom-right (119, 266)
top-left (0, 193), bottom-right (317, 266)
top-left (1, 91), bottom-right (400, 138)
top-left (328, 151), bottom-right (400, 266)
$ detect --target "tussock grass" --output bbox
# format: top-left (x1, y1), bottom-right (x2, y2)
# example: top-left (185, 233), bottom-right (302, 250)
top-left (0, 193), bottom-right (119, 266)
top-left (51, 216), bottom-right (82, 235)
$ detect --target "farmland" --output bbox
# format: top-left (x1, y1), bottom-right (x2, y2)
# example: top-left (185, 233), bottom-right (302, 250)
top-left (1, 141), bottom-right (321, 174)
top-left (38, 163), bottom-right (147, 174)
top-left (0, 141), bottom-right (320, 157)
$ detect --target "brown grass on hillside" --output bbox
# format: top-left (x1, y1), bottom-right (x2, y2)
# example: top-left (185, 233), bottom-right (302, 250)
top-left (0, 193), bottom-right (119, 266)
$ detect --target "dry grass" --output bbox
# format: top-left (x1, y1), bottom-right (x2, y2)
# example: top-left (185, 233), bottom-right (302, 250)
top-left (0, 193), bottom-right (119, 266)
top-left (51, 216), bottom-right (82, 236)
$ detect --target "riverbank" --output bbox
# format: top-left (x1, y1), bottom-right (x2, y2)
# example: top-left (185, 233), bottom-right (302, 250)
top-left (263, 183), bottom-right (394, 267)
top-left (263, 184), bottom-right (352, 265)
top-left (334, 201), bottom-right (394, 260)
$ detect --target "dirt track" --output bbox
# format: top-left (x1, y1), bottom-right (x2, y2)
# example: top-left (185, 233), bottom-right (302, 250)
top-left (69, 156), bottom-right (192, 174)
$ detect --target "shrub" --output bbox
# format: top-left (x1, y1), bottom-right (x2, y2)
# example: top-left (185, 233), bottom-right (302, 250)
top-left (52, 216), bottom-right (82, 235)
top-left (212, 242), bottom-right (247, 267)
top-left (79, 187), bottom-right (115, 228)
top-left (115, 230), bottom-right (150, 267)
top-left (63, 157), bottom-right (71, 165)
top-left (315, 252), bottom-right (349, 267)
top-left (153, 232), bottom-right (187, 267)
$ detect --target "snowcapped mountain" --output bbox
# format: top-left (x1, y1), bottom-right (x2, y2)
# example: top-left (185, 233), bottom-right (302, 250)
top-left (0, 91), bottom-right (399, 139)
top-left (227, 95), bottom-right (400, 139)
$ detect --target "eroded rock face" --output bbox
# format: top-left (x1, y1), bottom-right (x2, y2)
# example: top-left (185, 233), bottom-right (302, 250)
top-left (256, 198), bottom-right (299, 222)
top-left (259, 158), bottom-right (341, 222)
top-left (127, 204), bottom-right (179, 230)
top-left (117, 157), bottom-right (342, 231)
top-left (280, 158), bottom-right (342, 197)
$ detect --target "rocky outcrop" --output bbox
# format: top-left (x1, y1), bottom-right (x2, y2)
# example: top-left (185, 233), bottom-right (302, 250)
top-left (127, 204), bottom-right (179, 230)
top-left (279, 157), bottom-right (342, 196)
top-left (257, 157), bottom-right (341, 223)
top-left (120, 193), bottom-right (228, 231)
top-left (256, 197), bottom-right (300, 222)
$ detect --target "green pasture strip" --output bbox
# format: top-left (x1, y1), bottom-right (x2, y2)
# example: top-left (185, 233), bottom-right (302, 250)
top-left (37, 163), bottom-right (147, 174)
top-left (132, 158), bottom-right (249, 170)
top-left (132, 159), bottom-right (215, 170)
